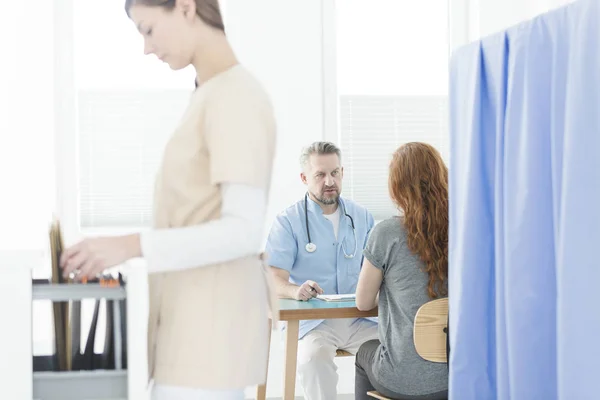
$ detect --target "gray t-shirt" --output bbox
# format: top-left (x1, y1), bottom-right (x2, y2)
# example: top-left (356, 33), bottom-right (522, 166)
top-left (363, 217), bottom-right (448, 396)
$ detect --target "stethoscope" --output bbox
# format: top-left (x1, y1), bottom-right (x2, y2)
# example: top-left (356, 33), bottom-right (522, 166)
top-left (304, 193), bottom-right (357, 259)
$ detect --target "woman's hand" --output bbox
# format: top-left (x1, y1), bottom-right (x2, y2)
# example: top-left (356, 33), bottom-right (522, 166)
top-left (60, 234), bottom-right (141, 280)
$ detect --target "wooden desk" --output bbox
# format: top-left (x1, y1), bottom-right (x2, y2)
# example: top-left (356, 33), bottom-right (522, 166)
top-left (257, 299), bottom-right (378, 400)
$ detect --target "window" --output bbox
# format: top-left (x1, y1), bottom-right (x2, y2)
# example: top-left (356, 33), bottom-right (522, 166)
top-left (331, 0), bottom-right (450, 220)
top-left (72, 0), bottom-right (196, 231)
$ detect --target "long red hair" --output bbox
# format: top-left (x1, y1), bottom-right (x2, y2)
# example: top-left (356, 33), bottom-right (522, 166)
top-left (388, 142), bottom-right (448, 299)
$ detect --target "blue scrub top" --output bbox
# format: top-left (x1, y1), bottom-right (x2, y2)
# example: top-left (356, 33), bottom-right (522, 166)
top-left (265, 195), bottom-right (375, 338)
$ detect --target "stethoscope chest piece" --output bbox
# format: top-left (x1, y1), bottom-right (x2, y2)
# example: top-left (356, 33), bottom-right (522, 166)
top-left (303, 193), bottom-right (357, 258)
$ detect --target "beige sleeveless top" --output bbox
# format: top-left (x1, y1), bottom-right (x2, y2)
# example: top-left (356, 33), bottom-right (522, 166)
top-left (147, 65), bottom-right (278, 389)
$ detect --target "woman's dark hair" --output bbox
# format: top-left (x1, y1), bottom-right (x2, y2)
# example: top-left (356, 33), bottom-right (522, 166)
top-left (125, 0), bottom-right (225, 32)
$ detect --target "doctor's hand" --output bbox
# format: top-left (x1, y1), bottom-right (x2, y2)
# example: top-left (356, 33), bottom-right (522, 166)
top-left (295, 280), bottom-right (324, 301)
top-left (60, 234), bottom-right (141, 280)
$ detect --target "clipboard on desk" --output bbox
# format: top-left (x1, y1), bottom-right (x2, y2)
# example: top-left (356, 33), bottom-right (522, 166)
top-left (316, 294), bottom-right (356, 302)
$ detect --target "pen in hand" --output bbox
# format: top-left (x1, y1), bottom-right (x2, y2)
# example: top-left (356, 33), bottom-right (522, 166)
top-left (307, 283), bottom-right (321, 297)
top-left (297, 280), bottom-right (323, 301)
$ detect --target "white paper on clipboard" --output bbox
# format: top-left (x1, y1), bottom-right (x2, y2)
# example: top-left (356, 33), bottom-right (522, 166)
top-left (316, 294), bottom-right (356, 302)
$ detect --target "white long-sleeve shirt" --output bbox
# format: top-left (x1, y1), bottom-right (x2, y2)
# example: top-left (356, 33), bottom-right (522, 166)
top-left (140, 183), bottom-right (266, 273)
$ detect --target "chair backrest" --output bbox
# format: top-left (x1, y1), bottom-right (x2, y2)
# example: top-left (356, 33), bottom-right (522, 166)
top-left (413, 297), bottom-right (448, 363)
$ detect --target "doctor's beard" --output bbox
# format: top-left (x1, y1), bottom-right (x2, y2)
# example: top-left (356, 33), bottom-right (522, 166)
top-left (315, 186), bottom-right (339, 205)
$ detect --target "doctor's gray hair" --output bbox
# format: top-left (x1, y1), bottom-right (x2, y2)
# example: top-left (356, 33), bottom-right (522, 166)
top-left (299, 141), bottom-right (342, 170)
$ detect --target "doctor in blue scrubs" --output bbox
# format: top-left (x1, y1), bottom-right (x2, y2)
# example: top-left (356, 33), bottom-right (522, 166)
top-left (265, 141), bottom-right (378, 400)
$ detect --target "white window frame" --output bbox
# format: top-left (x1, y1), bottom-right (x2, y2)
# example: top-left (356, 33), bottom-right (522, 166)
top-left (322, 0), bottom-right (339, 145)
top-left (449, 0), bottom-right (480, 51)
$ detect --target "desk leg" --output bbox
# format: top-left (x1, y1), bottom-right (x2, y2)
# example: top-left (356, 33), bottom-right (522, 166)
top-left (256, 319), bottom-right (272, 400)
top-left (283, 320), bottom-right (299, 400)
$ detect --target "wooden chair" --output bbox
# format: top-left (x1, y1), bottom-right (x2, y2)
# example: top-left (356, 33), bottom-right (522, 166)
top-left (367, 298), bottom-right (448, 400)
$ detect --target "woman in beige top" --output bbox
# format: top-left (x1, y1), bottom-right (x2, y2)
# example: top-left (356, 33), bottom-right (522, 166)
top-left (60, 1), bottom-right (277, 399)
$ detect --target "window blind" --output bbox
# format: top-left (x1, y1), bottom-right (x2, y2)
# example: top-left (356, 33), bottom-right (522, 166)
top-left (78, 89), bottom-right (191, 228)
top-left (339, 95), bottom-right (449, 221)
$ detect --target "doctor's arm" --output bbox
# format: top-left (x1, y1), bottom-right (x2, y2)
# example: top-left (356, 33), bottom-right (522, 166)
top-left (270, 267), bottom-right (298, 299)
top-left (356, 258), bottom-right (383, 311)
top-left (271, 267), bottom-right (322, 301)
top-left (266, 216), bottom-right (323, 301)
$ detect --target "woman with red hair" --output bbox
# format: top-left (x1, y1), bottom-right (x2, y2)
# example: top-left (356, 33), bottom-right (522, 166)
top-left (355, 142), bottom-right (449, 399)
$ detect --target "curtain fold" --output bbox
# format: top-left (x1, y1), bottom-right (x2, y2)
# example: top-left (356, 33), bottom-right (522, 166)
top-left (449, 0), bottom-right (600, 399)
top-left (557, 1), bottom-right (600, 397)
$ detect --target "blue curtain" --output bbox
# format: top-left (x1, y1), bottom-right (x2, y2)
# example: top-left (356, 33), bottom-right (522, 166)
top-left (448, 0), bottom-right (600, 399)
